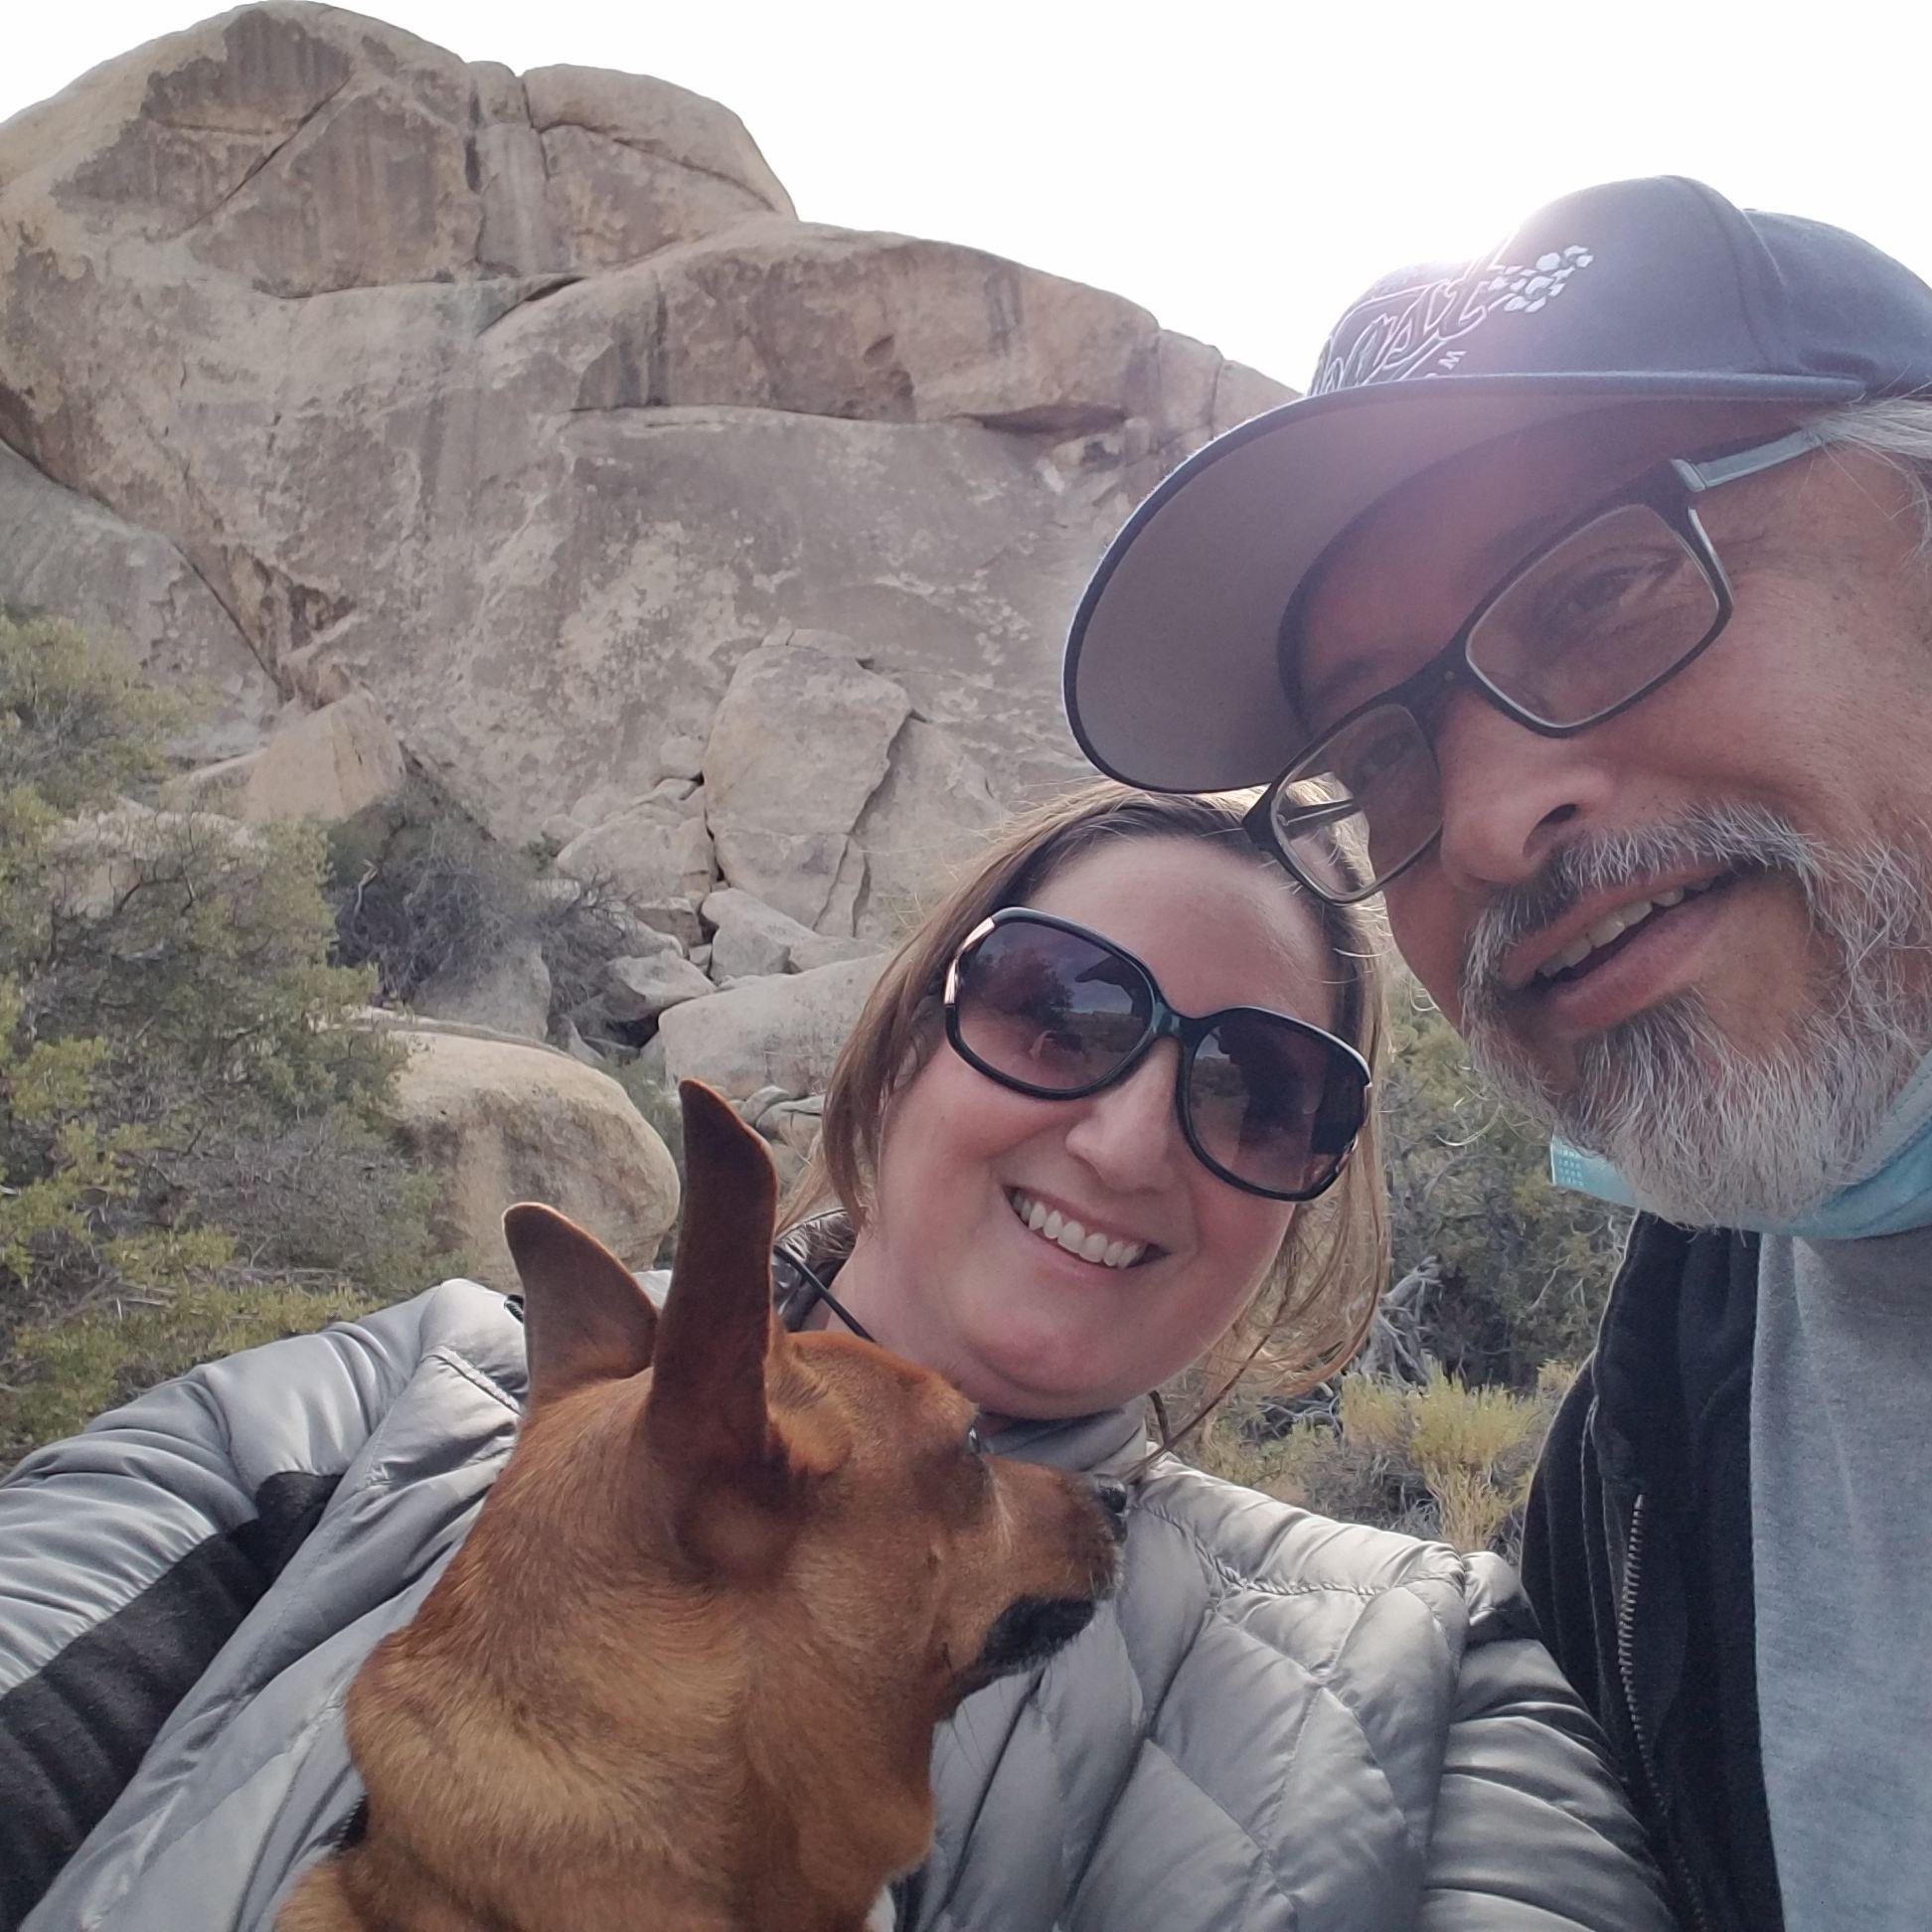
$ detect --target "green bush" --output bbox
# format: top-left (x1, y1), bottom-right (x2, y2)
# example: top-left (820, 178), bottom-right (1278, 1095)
top-left (7, 1277), bottom-right (387, 1454)
top-left (0, 612), bottom-right (448, 1468)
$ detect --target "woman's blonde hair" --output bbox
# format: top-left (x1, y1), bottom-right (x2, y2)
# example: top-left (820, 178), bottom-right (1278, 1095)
top-left (783, 780), bottom-right (1389, 1441)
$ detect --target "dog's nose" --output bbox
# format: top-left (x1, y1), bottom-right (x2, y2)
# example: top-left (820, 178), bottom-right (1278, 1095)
top-left (1092, 1480), bottom-right (1130, 1542)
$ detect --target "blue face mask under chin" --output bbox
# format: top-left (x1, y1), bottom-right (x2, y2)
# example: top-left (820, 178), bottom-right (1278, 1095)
top-left (1550, 1046), bottom-right (1932, 1241)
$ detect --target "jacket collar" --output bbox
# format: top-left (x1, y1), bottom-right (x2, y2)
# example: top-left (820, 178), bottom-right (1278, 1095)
top-left (1589, 1213), bottom-right (1759, 1499)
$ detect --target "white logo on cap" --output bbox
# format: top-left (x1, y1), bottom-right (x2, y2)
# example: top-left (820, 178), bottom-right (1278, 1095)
top-left (1312, 243), bottom-right (1596, 394)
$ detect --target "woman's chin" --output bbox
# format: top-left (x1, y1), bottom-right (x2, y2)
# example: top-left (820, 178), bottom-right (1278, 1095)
top-left (953, 1320), bottom-right (1139, 1420)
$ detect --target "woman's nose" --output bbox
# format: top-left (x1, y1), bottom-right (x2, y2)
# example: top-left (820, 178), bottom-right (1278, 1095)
top-left (1060, 1044), bottom-right (1184, 1191)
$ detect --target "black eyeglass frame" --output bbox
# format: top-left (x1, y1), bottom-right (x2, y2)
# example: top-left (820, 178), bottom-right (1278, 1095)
top-left (1247, 424), bottom-right (1828, 905)
top-left (940, 906), bottom-right (1372, 1202)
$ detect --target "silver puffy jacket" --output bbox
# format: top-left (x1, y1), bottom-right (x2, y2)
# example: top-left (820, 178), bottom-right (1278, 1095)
top-left (0, 1277), bottom-right (1672, 1930)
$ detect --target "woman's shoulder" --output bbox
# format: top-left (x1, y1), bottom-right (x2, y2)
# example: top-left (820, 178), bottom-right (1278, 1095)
top-left (1125, 1455), bottom-right (1532, 1641)
top-left (4, 1276), bottom-right (525, 1509)
top-left (0, 1279), bottom-right (532, 1927)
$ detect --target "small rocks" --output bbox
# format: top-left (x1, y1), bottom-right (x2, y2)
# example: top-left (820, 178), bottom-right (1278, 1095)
top-left (656, 953), bottom-right (887, 1099)
top-left (736, 1085), bottom-right (793, 1131)
top-left (761, 1094), bottom-right (824, 1159)
top-left (604, 950), bottom-right (717, 1023)
top-left (703, 886), bottom-right (819, 980)
top-left (788, 931), bottom-right (886, 973)
top-left (555, 799), bottom-right (716, 909)
top-left (627, 900), bottom-right (707, 951)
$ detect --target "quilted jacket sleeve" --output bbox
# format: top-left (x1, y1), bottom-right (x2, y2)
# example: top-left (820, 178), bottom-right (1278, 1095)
top-left (0, 1289), bottom-right (461, 1929)
top-left (1418, 1559), bottom-right (1675, 1930)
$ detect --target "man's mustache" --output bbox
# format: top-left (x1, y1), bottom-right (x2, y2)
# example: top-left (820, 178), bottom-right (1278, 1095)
top-left (1459, 803), bottom-right (1826, 1025)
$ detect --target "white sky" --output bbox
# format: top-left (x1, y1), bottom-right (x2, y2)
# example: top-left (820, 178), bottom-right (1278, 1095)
top-left (5, 2), bottom-right (1928, 386)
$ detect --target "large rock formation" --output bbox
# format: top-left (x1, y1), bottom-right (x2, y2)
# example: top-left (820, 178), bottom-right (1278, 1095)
top-left (1, 7), bottom-right (1296, 1198)
top-left (0, 4), bottom-right (1289, 886)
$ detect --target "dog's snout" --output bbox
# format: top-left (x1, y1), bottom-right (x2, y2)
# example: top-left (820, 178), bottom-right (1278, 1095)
top-left (1092, 1479), bottom-right (1130, 1543)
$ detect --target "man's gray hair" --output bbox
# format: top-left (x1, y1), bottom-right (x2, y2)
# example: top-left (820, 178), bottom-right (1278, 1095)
top-left (1808, 397), bottom-right (1932, 550)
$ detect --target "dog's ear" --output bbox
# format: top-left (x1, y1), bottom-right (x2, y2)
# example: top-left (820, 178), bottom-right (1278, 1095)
top-left (643, 1082), bottom-right (795, 1552)
top-left (504, 1203), bottom-right (658, 1411)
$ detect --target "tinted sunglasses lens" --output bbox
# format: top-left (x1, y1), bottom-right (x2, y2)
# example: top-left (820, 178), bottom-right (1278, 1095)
top-left (1186, 1012), bottom-right (1367, 1197)
top-left (952, 920), bottom-right (1150, 1093)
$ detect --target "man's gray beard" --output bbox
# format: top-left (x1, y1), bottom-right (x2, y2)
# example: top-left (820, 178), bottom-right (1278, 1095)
top-left (1459, 803), bottom-right (1932, 1226)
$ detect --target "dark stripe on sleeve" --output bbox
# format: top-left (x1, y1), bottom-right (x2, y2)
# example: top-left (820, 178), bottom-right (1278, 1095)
top-left (0, 1469), bottom-right (339, 1929)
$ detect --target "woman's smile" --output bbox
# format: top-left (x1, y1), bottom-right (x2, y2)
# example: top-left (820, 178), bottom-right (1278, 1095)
top-left (1003, 1185), bottom-right (1156, 1271)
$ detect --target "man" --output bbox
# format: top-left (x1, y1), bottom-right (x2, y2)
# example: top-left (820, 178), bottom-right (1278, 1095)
top-left (1062, 175), bottom-right (1932, 1930)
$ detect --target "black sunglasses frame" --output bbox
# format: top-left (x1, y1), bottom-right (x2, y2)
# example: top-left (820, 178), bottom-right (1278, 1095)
top-left (941, 906), bottom-right (1371, 1203)
top-left (1248, 424), bottom-right (1828, 905)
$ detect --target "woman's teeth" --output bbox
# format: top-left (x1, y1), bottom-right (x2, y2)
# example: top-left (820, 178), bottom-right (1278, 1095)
top-left (1006, 1190), bottom-right (1147, 1270)
top-left (1535, 880), bottom-right (1713, 981)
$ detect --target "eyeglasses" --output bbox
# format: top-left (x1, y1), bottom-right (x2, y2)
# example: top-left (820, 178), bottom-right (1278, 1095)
top-left (941, 907), bottom-right (1371, 1202)
top-left (1247, 425), bottom-right (1827, 905)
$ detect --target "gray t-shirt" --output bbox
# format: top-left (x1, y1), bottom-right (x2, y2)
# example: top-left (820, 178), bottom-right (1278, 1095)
top-left (1752, 1225), bottom-right (1932, 1929)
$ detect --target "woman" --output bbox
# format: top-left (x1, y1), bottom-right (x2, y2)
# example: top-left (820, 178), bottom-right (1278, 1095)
top-left (0, 784), bottom-right (1668, 1931)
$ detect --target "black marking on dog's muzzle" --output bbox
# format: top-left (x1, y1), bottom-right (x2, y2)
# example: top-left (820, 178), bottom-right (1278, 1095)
top-left (969, 1596), bottom-right (1097, 1683)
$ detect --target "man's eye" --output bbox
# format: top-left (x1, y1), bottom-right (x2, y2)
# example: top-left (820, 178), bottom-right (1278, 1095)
top-left (1543, 564), bottom-right (1644, 623)
top-left (1533, 550), bottom-right (1690, 641)
top-left (1333, 728), bottom-right (1411, 795)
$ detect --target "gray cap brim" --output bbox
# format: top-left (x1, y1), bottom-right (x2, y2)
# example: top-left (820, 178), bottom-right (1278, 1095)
top-left (1062, 370), bottom-right (1862, 793)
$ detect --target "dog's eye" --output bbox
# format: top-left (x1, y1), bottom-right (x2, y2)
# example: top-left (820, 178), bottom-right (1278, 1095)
top-left (964, 1425), bottom-right (986, 1458)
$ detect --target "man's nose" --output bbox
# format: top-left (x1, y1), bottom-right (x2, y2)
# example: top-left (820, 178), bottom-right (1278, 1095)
top-left (1060, 1044), bottom-right (1183, 1191)
top-left (1428, 688), bottom-right (1619, 894)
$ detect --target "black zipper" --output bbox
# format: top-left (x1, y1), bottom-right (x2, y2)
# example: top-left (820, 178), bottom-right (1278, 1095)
top-left (1616, 1490), bottom-right (1715, 1932)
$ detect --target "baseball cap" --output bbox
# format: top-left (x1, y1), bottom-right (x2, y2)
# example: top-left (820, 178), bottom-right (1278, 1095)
top-left (1063, 175), bottom-right (1932, 792)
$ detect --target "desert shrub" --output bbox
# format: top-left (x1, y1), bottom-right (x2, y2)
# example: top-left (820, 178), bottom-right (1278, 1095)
top-left (0, 611), bottom-right (447, 1468)
top-left (1381, 977), bottom-right (1628, 1387)
top-left (327, 779), bottom-right (542, 1005)
top-left (1192, 1362), bottom-right (1577, 1558)
top-left (0, 613), bottom-right (174, 809)
top-left (327, 781), bottom-right (642, 1036)
top-left (540, 878), bottom-right (659, 1029)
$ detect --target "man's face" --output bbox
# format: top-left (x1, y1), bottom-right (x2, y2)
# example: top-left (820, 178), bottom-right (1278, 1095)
top-left (1297, 402), bottom-right (1932, 1220)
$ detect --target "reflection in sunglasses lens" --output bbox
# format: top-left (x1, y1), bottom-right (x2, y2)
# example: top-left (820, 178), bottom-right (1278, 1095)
top-left (1191, 1015), bottom-right (1330, 1196)
top-left (955, 923), bottom-right (1147, 1092)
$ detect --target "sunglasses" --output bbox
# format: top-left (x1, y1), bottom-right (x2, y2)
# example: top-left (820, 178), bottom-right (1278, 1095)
top-left (941, 908), bottom-right (1371, 1202)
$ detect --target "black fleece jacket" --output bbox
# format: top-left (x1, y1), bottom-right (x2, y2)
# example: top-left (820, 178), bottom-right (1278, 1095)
top-left (1521, 1215), bottom-right (1782, 1932)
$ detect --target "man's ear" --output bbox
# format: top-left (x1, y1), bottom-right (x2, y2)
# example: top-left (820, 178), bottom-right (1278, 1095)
top-left (503, 1203), bottom-right (657, 1412)
top-left (643, 1082), bottom-right (791, 1536)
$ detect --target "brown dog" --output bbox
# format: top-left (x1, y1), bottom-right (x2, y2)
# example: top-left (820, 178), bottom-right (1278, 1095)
top-left (279, 1079), bottom-right (1123, 1932)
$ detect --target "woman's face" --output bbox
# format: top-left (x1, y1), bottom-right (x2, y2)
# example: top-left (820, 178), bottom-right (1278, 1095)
top-left (835, 837), bottom-right (1348, 1420)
